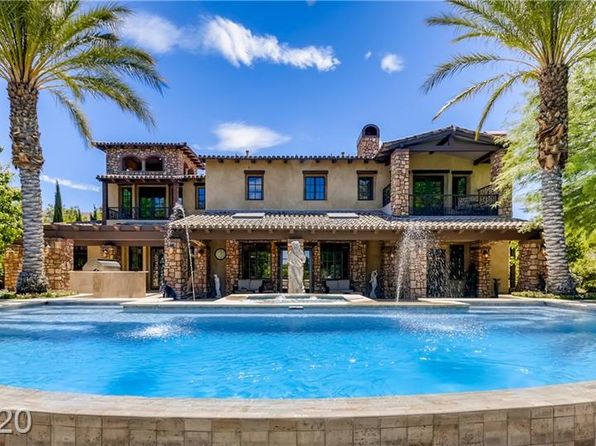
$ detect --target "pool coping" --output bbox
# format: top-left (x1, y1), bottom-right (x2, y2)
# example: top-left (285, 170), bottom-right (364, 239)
top-left (1, 381), bottom-right (596, 419)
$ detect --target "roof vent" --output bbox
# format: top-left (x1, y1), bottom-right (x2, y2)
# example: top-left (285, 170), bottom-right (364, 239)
top-left (232, 212), bottom-right (265, 219)
top-left (326, 212), bottom-right (359, 219)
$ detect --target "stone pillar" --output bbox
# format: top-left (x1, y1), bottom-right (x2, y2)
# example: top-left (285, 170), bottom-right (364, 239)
top-left (193, 241), bottom-right (209, 297)
top-left (408, 239), bottom-right (429, 300)
top-left (349, 240), bottom-right (367, 293)
top-left (490, 148), bottom-right (512, 218)
top-left (43, 238), bottom-right (74, 291)
top-left (3, 244), bottom-right (23, 291)
top-left (163, 238), bottom-right (186, 294)
top-left (380, 241), bottom-right (397, 298)
top-left (471, 242), bottom-right (492, 298)
top-left (390, 149), bottom-right (410, 216)
top-left (270, 242), bottom-right (280, 292)
top-left (517, 240), bottom-right (547, 291)
top-left (224, 240), bottom-right (240, 295)
top-left (311, 242), bottom-right (322, 292)
top-left (101, 245), bottom-right (121, 263)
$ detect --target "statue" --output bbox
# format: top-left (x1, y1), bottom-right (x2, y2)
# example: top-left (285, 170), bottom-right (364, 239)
top-left (287, 240), bottom-right (306, 294)
top-left (213, 274), bottom-right (222, 298)
top-left (369, 270), bottom-right (378, 298)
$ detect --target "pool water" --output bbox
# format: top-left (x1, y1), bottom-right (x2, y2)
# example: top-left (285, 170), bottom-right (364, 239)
top-left (0, 305), bottom-right (595, 399)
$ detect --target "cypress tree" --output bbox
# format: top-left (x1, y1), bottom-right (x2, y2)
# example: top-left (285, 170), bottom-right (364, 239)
top-left (52, 181), bottom-right (63, 223)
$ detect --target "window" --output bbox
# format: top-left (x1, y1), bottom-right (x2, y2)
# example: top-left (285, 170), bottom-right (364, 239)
top-left (128, 246), bottom-right (143, 271)
top-left (304, 176), bottom-right (326, 200)
top-left (358, 176), bottom-right (374, 200)
top-left (196, 186), bottom-right (205, 209)
top-left (246, 175), bottom-right (264, 200)
top-left (242, 243), bottom-right (271, 279)
top-left (449, 244), bottom-right (465, 280)
top-left (452, 175), bottom-right (468, 209)
top-left (382, 184), bottom-right (391, 207)
top-left (73, 246), bottom-right (87, 271)
top-left (145, 156), bottom-right (163, 172)
top-left (122, 156), bottom-right (141, 171)
top-left (119, 186), bottom-right (133, 219)
top-left (321, 244), bottom-right (349, 280)
top-left (177, 186), bottom-right (183, 205)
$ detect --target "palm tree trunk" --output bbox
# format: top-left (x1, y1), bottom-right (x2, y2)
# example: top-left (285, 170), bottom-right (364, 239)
top-left (8, 82), bottom-right (48, 294)
top-left (537, 65), bottom-right (575, 295)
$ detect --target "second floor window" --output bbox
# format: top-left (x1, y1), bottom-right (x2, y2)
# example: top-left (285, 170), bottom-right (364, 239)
top-left (304, 176), bottom-right (326, 200)
top-left (358, 176), bottom-right (374, 200)
top-left (196, 186), bottom-right (205, 209)
top-left (246, 175), bottom-right (264, 200)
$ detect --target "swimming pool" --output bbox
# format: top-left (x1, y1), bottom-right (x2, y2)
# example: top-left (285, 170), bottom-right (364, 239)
top-left (0, 304), bottom-right (594, 399)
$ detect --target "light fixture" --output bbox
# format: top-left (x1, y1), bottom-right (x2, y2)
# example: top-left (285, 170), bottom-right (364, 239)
top-left (482, 249), bottom-right (489, 259)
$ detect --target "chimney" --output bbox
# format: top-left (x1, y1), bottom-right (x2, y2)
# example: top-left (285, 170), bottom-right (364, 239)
top-left (357, 124), bottom-right (380, 158)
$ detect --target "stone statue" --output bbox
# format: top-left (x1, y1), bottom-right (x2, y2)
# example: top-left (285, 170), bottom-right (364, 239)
top-left (287, 240), bottom-right (306, 294)
top-left (369, 270), bottom-right (378, 298)
top-left (213, 274), bottom-right (221, 298)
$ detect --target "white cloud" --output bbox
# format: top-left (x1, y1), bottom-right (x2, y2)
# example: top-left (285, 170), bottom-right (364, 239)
top-left (201, 16), bottom-right (339, 71)
top-left (121, 12), bottom-right (340, 71)
top-left (380, 53), bottom-right (404, 74)
top-left (364, 51), bottom-right (372, 60)
top-left (41, 174), bottom-right (100, 193)
top-left (213, 122), bottom-right (291, 152)
top-left (120, 12), bottom-right (184, 53)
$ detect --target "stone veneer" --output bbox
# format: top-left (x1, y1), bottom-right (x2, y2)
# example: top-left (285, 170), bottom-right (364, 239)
top-left (105, 146), bottom-right (192, 176)
top-left (3, 239), bottom-right (73, 291)
top-left (517, 240), bottom-right (547, 292)
top-left (471, 243), bottom-right (492, 298)
top-left (490, 149), bottom-right (513, 218)
top-left (380, 241), bottom-right (397, 299)
top-left (349, 241), bottom-right (367, 293)
top-left (225, 240), bottom-right (241, 295)
top-left (193, 241), bottom-right (209, 297)
top-left (163, 238), bottom-right (188, 294)
top-left (356, 134), bottom-right (380, 158)
top-left (0, 381), bottom-right (595, 446)
top-left (390, 150), bottom-right (409, 216)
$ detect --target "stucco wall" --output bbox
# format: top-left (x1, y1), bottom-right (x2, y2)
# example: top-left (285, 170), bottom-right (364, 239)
top-left (490, 241), bottom-right (510, 293)
top-left (205, 159), bottom-right (391, 210)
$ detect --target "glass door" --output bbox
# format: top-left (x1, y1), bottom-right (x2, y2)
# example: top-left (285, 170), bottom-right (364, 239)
top-left (119, 186), bottom-right (133, 219)
top-left (149, 247), bottom-right (164, 290)
top-left (278, 247), bottom-right (312, 292)
top-left (138, 186), bottom-right (167, 219)
top-left (412, 176), bottom-right (444, 215)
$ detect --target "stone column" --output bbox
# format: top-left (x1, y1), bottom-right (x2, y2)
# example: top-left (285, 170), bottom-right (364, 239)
top-left (517, 240), bottom-right (547, 291)
top-left (163, 238), bottom-right (187, 294)
top-left (311, 242), bottom-right (322, 292)
top-left (43, 238), bottom-right (74, 291)
top-left (490, 148), bottom-right (512, 218)
top-left (224, 240), bottom-right (240, 295)
top-left (270, 242), bottom-right (280, 292)
top-left (349, 240), bottom-right (367, 293)
top-left (407, 239), bottom-right (429, 300)
top-left (193, 241), bottom-right (209, 297)
top-left (390, 149), bottom-right (410, 216)
top-left (3, 244), bottom-right (23, 291)
top-left (380, 241), bottom-right (398, 298)
top-left (471, 242), bottom-right (492, 298)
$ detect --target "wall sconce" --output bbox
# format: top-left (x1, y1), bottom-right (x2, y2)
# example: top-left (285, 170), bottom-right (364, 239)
top-left (102, 248), bottom-right (109, 257)
top-left (482, 249), bottom-right (489, 259)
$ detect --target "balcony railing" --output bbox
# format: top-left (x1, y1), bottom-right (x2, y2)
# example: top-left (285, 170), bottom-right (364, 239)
top-left (107, 206), bottom-right (171, 220)
top-left (409, 194), bottom-right (499, 216)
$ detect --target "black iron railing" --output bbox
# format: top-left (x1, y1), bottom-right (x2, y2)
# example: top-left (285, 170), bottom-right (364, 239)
top-left (409, 194), bottom-right (499, 216)
top-left (107, 206), bottom-right (171, 220)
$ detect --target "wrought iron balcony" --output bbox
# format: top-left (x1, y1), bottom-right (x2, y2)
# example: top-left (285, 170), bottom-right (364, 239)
top-left (107, 206), bottom-right (171, 220)
top-left (409, 194), bottom-right (499, 216)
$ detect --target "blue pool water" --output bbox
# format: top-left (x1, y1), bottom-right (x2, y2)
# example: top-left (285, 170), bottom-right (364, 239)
top-left (0, 304), bottom-right (595, 399)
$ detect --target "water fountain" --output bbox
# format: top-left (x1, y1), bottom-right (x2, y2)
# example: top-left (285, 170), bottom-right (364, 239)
top-left (394, 226), bottom-right (436, 301)
top-left (164, 200), bottom-right (196, 300)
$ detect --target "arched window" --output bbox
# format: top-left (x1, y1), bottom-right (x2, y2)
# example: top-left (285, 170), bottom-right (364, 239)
top-left (122, 156), bottom-right (142, 171)
top-left (145, 156), bottom-right (163, 172)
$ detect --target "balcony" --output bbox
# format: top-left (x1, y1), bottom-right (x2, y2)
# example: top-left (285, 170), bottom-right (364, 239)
top-left (107, 206), bottom-right (171, 220)
top-left (409, 194), bottom-right (499, 216)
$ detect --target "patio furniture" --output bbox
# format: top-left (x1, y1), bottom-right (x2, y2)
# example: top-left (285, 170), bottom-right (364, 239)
top-left (236, 279), bottom-right (263, 293)
top-left (325, 279), bottom-right (353, 294)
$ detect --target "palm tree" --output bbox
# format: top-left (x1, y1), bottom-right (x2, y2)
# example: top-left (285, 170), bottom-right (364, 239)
top-left (423, 0), bottom-right (595, 295)
top-left (0, 1), bottom-right (164, 293)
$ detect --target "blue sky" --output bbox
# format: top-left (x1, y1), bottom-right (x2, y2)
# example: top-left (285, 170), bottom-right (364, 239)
top-left (0, 1), bottom-right (527, 215)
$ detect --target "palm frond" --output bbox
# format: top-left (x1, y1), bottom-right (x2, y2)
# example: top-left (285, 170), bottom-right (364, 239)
top-left (475, 73), bottom-right (526, 137)
top-left (50, 90), bottom-right (92, 142)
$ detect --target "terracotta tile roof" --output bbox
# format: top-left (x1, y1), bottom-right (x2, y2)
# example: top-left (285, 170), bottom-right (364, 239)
top-left (170, 211), bottom-right (530, 232)
top-left (97, 173), bottom-right (205, 182)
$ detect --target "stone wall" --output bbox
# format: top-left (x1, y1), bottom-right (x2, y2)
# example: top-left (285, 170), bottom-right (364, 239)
top-left (3, 244), bottom-right (22, 291)
top-left (517, 240), bottom-right (547, 292)
top-left (44, 238), bottom-right (73, 291)
top-left (163, 238), bottom-right (187, 294)
top-left (310, 242), bottom-right (322, 292)
top-left (390, 149), bottom-right (410, 216)
top-left (407, 239), bottom-right (429, 300)
top-left (105, 146), bottom-right (188, 176)
top-left (193, 241), bottom-right (209, 297)
top-left (349, 241), bottom-right (367, 293)
top-left (225, 240), bottom-right (240, 295)
top-left (471, 242), bottom-right (493, 298)
top-left (270, 242), bottom-right (280, 292)
top-left (356, 134), bottom-right (380, 158)
top-left (490, 148), bottom-right (513, 218)
top-left (380, 241), bottom-right (397, 299)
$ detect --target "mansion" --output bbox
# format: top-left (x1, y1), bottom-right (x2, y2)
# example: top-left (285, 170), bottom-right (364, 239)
top-left (3, 124), bottom-right (547, 299)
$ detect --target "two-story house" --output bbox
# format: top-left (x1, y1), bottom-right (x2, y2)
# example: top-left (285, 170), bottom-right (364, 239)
top-left (3, 124), bottom-right (546, 299)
